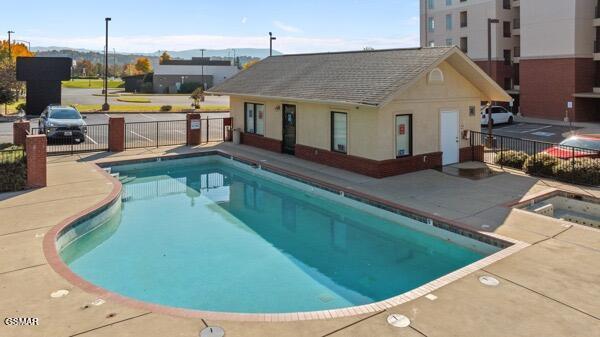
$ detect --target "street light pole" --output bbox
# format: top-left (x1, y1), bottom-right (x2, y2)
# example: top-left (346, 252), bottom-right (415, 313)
top-left (269, 32), bottom-right (276, 56)
top-left (7, 31), bottom-right (15, 59)
top-left (201, 48), bottom-right (206, 89)
top-left (487, 18), bottom-right (500, 143)
top-left (102, 18), bottom-right (111, 111)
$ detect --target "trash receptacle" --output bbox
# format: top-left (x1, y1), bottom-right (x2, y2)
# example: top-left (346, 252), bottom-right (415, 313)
top-left (233, 128), bottom-right (241, 145)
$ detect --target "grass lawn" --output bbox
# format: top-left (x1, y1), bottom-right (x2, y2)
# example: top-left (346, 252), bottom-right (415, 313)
top-left (70, 104), bottom-right (229, 113)
top-left (116, 97), bottom-right (152, 103)
top-left (62, 79), bottom-right (124, 89)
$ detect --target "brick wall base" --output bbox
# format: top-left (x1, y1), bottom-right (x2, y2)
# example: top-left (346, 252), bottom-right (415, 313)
top-left (240, 133), bottom-right (282, 153)
top-left (108, 117), bottom-right (125, 152)
top-left (520, 58), bottom-right (595, 122)
top-left (459, 146), bottom-right (484, 162)
top-left (295, 144), bottom-right (442, 178)
top-left (13, 120), bottom-right (30, 147)
top-left (25, 135), bottom-right (47, 188)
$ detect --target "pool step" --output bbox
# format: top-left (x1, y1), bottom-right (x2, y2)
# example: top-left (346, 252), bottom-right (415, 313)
top-left (118, 175), bottom-right (137, 184)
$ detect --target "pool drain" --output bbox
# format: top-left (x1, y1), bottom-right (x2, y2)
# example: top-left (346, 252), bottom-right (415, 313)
top-left (50, 289), bottom-right (69, 298)
top-left (200, 326), bottom-right (225, 337)
top-left (479, 275), bottom-right (500, 287)
top-left (387, 314), bottom-right (410, 328)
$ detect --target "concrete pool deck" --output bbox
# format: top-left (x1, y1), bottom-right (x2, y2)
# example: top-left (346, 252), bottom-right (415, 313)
top-left (1, 143), bottom-right (599, 337)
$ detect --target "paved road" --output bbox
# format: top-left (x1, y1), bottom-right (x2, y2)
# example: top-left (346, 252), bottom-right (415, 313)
top-left (62, 88), bottom-right (230, 107)
top-left (482, 122), bottom-right (579, 143)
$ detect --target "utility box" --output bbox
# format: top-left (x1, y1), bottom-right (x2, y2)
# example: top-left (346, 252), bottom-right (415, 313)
top-left (16, 57), bottom-right (72, 116)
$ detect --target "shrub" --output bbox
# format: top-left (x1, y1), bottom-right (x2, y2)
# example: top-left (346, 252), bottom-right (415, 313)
top-left (495, 150), bottom-right (528, 169)
top-left (523, 153), bottom-right (559, 176)
top-left (160, 105), bottom-right (173, 112)
top-left (0, 145), bottom-right (26, 192)
top-left (552, 158), bottom-right (600, 186)
top-left (179, 82), bottom-right (203, 94)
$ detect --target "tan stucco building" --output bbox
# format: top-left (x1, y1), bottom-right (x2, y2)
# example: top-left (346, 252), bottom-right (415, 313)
top-left (208, 47), bottom-right (511, 178)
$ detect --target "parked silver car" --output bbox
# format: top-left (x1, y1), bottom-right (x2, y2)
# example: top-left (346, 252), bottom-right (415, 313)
top-left (38, 106), bottom-right (87, 143)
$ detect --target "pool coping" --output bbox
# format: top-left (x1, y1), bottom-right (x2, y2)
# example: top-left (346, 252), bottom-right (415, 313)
top-left (43, 150), bottom-right (530, 322)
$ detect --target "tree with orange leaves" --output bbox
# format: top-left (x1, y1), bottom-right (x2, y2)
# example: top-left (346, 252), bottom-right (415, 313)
top-left (0, 41), bottom-right (34, 61)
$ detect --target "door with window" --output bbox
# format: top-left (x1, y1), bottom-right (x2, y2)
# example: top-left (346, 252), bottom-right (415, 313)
top-left (440, 111), bottom-right (459, 165)
top-left (282, 105), bottom-right (296, 154)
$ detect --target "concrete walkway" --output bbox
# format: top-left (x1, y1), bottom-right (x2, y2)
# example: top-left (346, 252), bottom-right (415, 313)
top-left (1, 143), bottom-right (599, 337)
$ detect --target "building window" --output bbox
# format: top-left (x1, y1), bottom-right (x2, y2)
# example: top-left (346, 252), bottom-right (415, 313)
top-left (446, 14), bottom-right (453, 30)
top-left (504, 77), bottom-right (512, 90)
top-left (503, 49), bottom-right (511, 65)
top-left (427, 0), bottom-right (434, 9)
top-left (446, 38), bottom-right (453, 46)
top-left (503, 21), bottom-right (511, 37)
top-left (428, 17), bottom-right (435, 32)
top-left (395, 115), bottom-right (412, 158)
top-left (460, 11), bottom-right (468, 27)
top-left (331, 112), bottom-right (348, 154)
top-left (446, 0), bottom-right (452, 5)
top-left (244, 103), bottom-right (265, 135)
top-left (428, 41), bottom-right (435, 47)
top-left (503, 0), bottom-right (511, 9)
top-left (460, 37), bottom-right (468, 53)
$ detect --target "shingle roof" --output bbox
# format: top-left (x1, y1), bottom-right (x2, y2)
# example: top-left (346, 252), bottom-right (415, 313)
top-left (208, 47), bottom-right (454, 106)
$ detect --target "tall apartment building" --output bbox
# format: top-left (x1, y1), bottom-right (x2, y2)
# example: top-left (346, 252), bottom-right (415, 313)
top-left (420, 0), bottom-right (598, 122)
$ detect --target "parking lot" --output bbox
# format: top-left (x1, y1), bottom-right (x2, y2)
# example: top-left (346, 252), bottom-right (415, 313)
top-left (482, 122), bottom-right (579, 144)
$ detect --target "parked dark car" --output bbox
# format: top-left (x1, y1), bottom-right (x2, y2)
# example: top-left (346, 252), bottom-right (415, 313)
top-left (543, 135), bottom-right (600, 159)
top-left (38, 106), bottom-right (87, 143)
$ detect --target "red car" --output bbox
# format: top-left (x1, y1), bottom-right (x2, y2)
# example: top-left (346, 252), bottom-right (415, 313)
top-left (543, 135), bottom-right (600, 159)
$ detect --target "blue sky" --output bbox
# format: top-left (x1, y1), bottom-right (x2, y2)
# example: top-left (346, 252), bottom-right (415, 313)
top-left (3, 0), bottom-right (421, 54)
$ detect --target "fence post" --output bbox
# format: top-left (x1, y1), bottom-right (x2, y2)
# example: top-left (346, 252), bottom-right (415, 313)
top-left (108, 117), bottom-right (125, 152)
top-left (25, 134), bottom-right (47, 189)
top-left (224, 117), bottom-right (232, 141)
top-left (156, 122), bottom-right (159, 148)
top-left (571, 147), bottom-right (575, 183)
top-left (13, 120), bottom-right (31, 147)
top-left (186, 113), bottom-right (202, 146)
top-left (500, 136), bottom-right (504, 169)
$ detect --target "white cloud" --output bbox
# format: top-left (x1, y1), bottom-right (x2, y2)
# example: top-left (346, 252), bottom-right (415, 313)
top-left (22, 33), bottom-right (420, 54)
top-left (273, 21), bottom-right (302, 33)
top-left (241, 17), bottom-right (248, 24)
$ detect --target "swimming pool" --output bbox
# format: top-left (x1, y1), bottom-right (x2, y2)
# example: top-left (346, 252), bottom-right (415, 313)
top-left (58, 155), bottom-right (501, 314)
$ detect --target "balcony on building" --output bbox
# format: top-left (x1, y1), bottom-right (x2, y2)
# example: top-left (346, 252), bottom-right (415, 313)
top-left (513, 46), bottom-right (520, 63)
top-left (595, 6), bottom-right (600, 26)
top-left (513, 18), bottom-right (520, 35)
top-left (512, 0), bottom-right (520, 7)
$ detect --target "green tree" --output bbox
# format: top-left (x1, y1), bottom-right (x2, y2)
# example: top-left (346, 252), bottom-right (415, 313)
top-left (159, 51), bottom-right (172, 64)
top-left (0, 60), bottom-right (19, 114)
top-left (190, 87), bottom-right (205, 109)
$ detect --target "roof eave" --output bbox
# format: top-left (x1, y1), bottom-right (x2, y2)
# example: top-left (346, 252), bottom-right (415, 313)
top-left (205, 91), bottom-right (379, 108)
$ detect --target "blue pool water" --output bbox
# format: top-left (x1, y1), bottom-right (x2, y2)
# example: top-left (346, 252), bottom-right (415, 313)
top-left (60, 156), bottom-right (494, 313)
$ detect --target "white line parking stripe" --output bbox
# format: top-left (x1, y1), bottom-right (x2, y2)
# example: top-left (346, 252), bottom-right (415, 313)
top-left (85, 135), bottom-right (98, 144)
top-left (174, 130), bottom-right (185, 134)
top-left (129, 130), bottom-right (153, 142)
top-left (521, 125), bottom-right (552, 133)
top-left (140, 113), bottom-right (156, 121)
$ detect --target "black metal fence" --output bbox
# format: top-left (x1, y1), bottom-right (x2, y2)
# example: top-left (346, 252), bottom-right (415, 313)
top-left (471, 131), bottom-right (600, 186)
top-left (125, 120), bottom-right (187, 149)
top-left (30, 118), bottom-right (229, 155)
top-left (0, 147), bottom-right (27, 192)
top-left (31, 124), bottom-right (109, 155)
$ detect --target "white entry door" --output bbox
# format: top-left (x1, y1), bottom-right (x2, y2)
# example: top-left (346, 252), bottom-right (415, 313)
top-left (440, 111), bottom-right (459, 165)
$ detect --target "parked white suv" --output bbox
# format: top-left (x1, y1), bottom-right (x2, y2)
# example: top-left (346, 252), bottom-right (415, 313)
top-left (480, 106), bottom-right (514, 126)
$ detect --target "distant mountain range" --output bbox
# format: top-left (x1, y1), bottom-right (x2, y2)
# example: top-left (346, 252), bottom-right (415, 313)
top-left (31, 47), bottom-right (282, 59)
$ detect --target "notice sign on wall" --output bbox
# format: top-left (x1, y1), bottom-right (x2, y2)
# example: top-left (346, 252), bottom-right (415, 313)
top-left (191, 119), bottom-right (201, 130)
